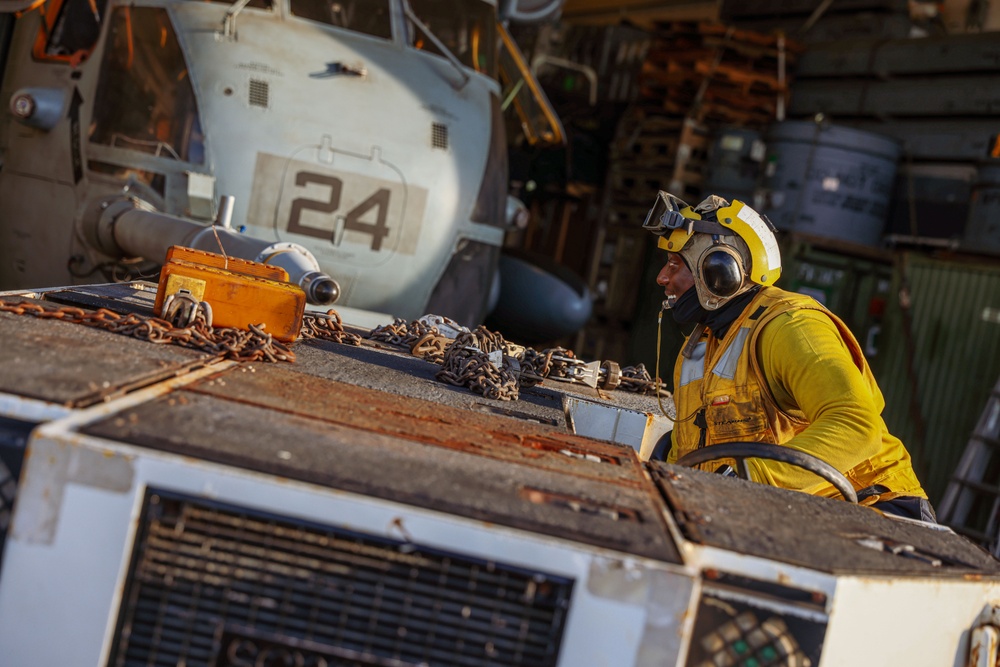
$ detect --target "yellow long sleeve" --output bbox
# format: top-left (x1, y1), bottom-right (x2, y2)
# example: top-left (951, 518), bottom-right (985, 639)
top-left (751, 309), bottom-right (924, 498)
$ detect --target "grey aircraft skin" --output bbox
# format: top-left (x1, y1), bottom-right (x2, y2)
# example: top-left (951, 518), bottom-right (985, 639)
top-left (0, 0), bottom-right (562, 325)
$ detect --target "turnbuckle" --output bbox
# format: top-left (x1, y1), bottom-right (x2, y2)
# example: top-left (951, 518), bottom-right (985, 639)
top-left (546, 357), bottom-right (622, 390)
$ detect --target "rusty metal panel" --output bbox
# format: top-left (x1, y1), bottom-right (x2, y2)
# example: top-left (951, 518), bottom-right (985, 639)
top-left (185, 364), bottom-right (646, 486)
top-left (873, 253), bottom-right (1000, 504)
top-left (81, 368), bottom-right (681, 563)
top-left (0, 300), bottom-right (213, 408)
top-left (649, 461), bottom-right (1000, 576)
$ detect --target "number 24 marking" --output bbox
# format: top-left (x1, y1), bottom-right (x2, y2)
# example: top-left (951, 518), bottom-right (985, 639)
top-left (287, 171), bottom-right (391, 251)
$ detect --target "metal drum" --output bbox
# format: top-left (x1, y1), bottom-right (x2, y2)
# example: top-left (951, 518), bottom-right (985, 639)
top-left (703, 127), bottom-right (766, 206)
top-left (762, 120), bottom-right (901, 247)
top-left (964, 165), bottom-right (1000, 256)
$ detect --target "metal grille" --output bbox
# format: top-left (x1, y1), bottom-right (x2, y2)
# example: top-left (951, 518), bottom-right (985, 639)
top-left (248, 79), bottom-right (269, 108)
top-left (109, 489), bottom-right (573, 667)
top-left (432, 123), bottom-right (448, 149)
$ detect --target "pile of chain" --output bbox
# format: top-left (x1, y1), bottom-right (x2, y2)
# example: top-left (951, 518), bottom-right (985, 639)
top-left (367, 317), bottom-right (432, 347)
top-left (520, 346), bottom-right (578, 386)
top-left (368, 317), bottom-right (455, 363)
top-left (366, 314), bottom-right (670, 399)
top-left (0, 300), bottom-right (296, 362)
top-left (436, 326), bottom-right (521, 401)
top-left (300, 310), bottom-right (362, 346)
top-left (618, 363), bottom-right (664, 394)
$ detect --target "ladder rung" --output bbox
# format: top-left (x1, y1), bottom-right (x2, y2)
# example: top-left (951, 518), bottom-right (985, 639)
top-left (970, 434), bottom-right (1000, 449)
top-left (948, 477), bottom-right (1000, 496)
top-left (941, 376), bottom-right (1000, 542)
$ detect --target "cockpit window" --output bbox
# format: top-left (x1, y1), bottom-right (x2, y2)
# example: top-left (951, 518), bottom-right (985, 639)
top-left (408, 0), bottom-right (497, 77)
top-left (89, 7), bottom-right (205, 165)
top-left (289, 0), bottom-right (392, 39)
top-left (32, 0), bottom-right (109, 66)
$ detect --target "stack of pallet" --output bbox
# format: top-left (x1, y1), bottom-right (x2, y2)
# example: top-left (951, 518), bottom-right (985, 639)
top-left (575, 22), bottom-right (801, 366)
top-left (605, 22), bottom-right (801, 221)
top-left (640, 22), bottom-right (802, 130)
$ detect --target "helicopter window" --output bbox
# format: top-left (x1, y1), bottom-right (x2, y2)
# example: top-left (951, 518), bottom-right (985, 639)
top-left (32, 0), bottom-right (109, 66)
top-left (407, 0), bottom-right (497, 76)
top-left (88, 161), bottom-right (167, 198)
top-left (289, 0), bottom-right (392, 39)
top-left (89, 8), bottom-right (205, 165)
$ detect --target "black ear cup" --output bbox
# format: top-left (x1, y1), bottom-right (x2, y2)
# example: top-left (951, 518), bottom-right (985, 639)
top-left (701, 250), bottom-right (743, 297)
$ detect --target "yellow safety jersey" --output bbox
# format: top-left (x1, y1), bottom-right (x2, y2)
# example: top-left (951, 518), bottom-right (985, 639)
top-left (668, 286), bottom-right (927, 502)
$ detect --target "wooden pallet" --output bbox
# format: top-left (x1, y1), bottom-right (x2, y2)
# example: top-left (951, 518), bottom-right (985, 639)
top-left (608, 166), bottom-right (674, 202)
top-left (638, 20), bottom-right (801, 131)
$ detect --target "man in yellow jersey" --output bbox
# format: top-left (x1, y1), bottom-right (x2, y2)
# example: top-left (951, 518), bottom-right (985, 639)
top-left (643, 190), bottom-right (935, 522)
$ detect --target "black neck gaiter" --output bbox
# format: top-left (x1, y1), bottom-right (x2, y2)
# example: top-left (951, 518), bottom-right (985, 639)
top-left (673, 286), bottom-right (763, 339)
top-left (671, 288), bottom-right (705, 329)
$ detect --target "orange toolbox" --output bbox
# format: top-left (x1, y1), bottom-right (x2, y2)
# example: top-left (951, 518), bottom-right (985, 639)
top-left (154, 246), bottom-right (306, 342)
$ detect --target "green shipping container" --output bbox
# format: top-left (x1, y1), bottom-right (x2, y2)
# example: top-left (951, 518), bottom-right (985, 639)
top-left (873, 252), bottom-right (1000, 505)
top-left (776, 236), bottom-right (894, 350)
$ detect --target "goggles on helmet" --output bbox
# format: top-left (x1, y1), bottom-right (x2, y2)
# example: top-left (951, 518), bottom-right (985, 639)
top-left (642, 191), bottom-right (695, 236)
top-left (643, 190), bottom-right (783, 310)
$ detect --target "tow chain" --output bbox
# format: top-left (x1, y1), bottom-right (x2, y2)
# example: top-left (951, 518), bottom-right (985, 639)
top-left (366, 316), bottom-right (669, 399)
top-left (0, 300), bottom-right (359, 363)
top-left (436, 327), bottom-right (521, 401)
top-left (520, 346), bottom-right (579, 384)
top-left (0, 299), bottom-right (667, 397)
top-left (369, 316), bottom-right (457, 364)
top-left (368, 317), bottom-right (433, 348)
top-left (300, 310), bottom-right (362, 346)
top-left (619, 363), bottom-right (660, 393)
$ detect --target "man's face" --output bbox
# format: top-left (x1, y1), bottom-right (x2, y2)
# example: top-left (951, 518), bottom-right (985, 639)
top-left (656, 252), bottom-right (695, 305)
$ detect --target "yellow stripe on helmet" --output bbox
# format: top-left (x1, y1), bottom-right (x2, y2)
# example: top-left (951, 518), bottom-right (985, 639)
top-left (713, 200), bottom-right (781, 286)
top-left (655, 205), bottom-right (700, 252)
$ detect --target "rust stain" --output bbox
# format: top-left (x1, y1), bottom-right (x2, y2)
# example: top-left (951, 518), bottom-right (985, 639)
top-left (187, 365), bottom-right (647, 487)
top-left (389, 517), bottom-right (414, 542)
top-left (969, 635), bottom-right (984, 666)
